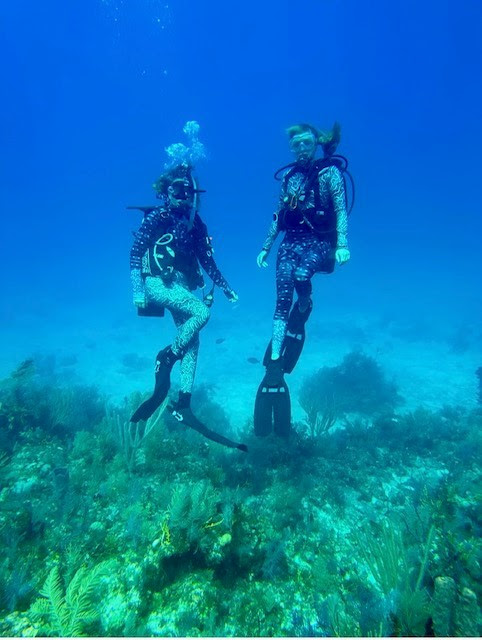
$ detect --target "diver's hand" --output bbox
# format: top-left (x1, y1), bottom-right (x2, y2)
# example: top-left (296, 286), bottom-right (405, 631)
top-left (257, 249), bottom-right (269, 268)
top-left (134, 295), bottom-right (147, 309)
top-left (225, 289), bottom-right (239, 303)
top-left (335, 248), bottom-right (350, 265)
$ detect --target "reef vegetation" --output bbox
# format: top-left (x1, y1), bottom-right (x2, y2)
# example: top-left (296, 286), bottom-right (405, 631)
top-left (0, 352), bottom-right (480, 636)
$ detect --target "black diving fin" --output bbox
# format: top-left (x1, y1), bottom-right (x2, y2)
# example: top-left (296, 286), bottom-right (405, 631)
top-left (169, 402), bottom-right (248, 452)
top-left (254, 357), bottom-right (291, 437)
top-left (131, 346), bottom-right (177, 423)
top-left (254, 300), bottom-right (312, 437)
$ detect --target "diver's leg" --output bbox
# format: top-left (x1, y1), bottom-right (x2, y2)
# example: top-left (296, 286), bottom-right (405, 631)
top-left (293, 278), bottom-right (312, 313)
top-left (169, 295), bottom-right (210, 356)
top-left (145, 275), bottom-right (210, 355)
top-left (131, 276), bottom-right (208, 423)
top-left (162, 283), bottom-right (209, 404)
top-left (169, 299), bottom-right (205, 413)
top-left (255, 243), bottom-right (296, 437)
top-left (274, 239), bottom-right (332, 378)
top-left (288, 270), bottom-right (313, 336)
top-left (168, 309), bottom-right (248, 452)
top-left (271, 242), bottom-right (297, 359)
top-left (288, 238), bottom-right (331, 335)
top-left (275, 238), bottom-right (331, 375)
top-left (171, 309), bottom-right (200, 395)
top-left (293, 239), bottom-right (331, 312)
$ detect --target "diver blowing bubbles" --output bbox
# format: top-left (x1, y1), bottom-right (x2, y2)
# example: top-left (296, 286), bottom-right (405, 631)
top-left (128, 120), bottom-right (246, 451)
top-left (151, 121), bottom-right (207, 229)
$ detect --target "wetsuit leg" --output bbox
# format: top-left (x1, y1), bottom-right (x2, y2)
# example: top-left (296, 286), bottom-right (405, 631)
top-left (171, 309), bottom-right (200, 394)
top-left (131, 275), bottom-right (210, 423)
top-left (293, 239), bottom-right (331, 307)
top-left (255, 241), bottom-right (298, 437)
top-left (154, 293), bottom-right (247, 452)
top-left (143, 276), bottom-right (210, 356)
top-left (280, 239), bottom-right (331, 372)
top-left (265, 237), bottom-right (309, 368)
top-left (271, 241), bottom-right (298, 358)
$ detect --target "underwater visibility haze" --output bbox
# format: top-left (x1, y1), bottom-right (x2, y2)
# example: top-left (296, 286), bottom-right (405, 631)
top-left (0, 0), bottom-right (481, 636)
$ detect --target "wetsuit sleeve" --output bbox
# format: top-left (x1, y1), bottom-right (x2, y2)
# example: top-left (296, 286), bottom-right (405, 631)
top-left (262, 215), bottom-right (280, 252)
top-left (262, 182), bottom-right (287, 251)
top-left (193, 216), bottom-right (232, 293)
top-left (129, 210), bottom-right (159, 302)
top-left (325, 166), bottom-right (348, 248)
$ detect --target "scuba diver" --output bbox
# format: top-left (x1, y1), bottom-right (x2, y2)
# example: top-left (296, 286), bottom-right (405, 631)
top-left (254, 122), bottom-right (353, 437)
top-left (129, 121), bottom-right (247, 452)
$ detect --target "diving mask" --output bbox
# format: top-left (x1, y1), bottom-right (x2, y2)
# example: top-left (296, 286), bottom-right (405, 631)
top-left (289, 132), bottom-right (316, 156)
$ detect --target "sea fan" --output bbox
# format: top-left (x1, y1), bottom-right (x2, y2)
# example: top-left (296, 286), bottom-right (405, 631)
top-left (30, 562), bottom-right (111, 636)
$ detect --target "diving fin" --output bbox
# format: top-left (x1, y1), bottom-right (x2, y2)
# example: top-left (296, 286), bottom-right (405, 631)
top-left (254, 300), bottom-right (313, 437)
top-left (287, 297), bottom-right (312, 334)
top-left (130, 346), bottom-right (178, 423)
top-left (169, 401), bottom-right (248, 452)
top-left (263, 334), bottom-right (304, 375)
top-left (254, 358), bottom-right (291, 437)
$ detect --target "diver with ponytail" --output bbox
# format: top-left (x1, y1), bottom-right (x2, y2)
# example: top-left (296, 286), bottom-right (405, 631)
top-left (254, 122), bottom-right (352, 437)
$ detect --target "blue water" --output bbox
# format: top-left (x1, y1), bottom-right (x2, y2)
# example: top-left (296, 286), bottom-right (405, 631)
top-left (0, 1), bottom-right (481, 636)
top-left (2, 0), bottom-right (481, 325)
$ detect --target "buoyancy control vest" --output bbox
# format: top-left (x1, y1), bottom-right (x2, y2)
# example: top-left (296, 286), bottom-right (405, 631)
top-left (142, 208), bottom-right (205, 290)
top-left (276, 155), bottom-right (354, 242)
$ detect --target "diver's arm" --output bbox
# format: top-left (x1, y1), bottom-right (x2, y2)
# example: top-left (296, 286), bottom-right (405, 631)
top-left (129, 210), bottom-right (160, 305)
top-left (257, 214), bottom-right (280, 267)
top-left (193, 216), bottom-right (235, 298)
top-left (327, 166), bottom-right (348, 249)
top-left (262, 215), bottom-right (280, 253)
top-left (323, 166), bottom-right (350, 265)
top-left (130, 269), bottom-right (145, 307)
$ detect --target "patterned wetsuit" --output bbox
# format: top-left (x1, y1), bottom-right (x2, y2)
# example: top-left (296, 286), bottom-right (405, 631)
top-left (262, 163), bottom-right (348, 356)
top-left (130, 206), bottom-right (232, 392)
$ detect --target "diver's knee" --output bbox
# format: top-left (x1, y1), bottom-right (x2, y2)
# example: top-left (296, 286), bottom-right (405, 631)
top-left (294, 267), bottom-right (310, 282)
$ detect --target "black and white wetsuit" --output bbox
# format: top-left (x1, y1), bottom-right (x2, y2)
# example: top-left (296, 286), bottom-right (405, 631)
top-left (262, 162), bottom-right (349, 357)
top-left (130, 206), bottom-right (232, 392)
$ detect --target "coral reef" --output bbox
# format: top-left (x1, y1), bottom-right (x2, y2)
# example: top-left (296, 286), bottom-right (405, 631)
top-left (299, 350), bottom-right (402, 434)
top-left (0, 354), bottom-right (480, 636)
